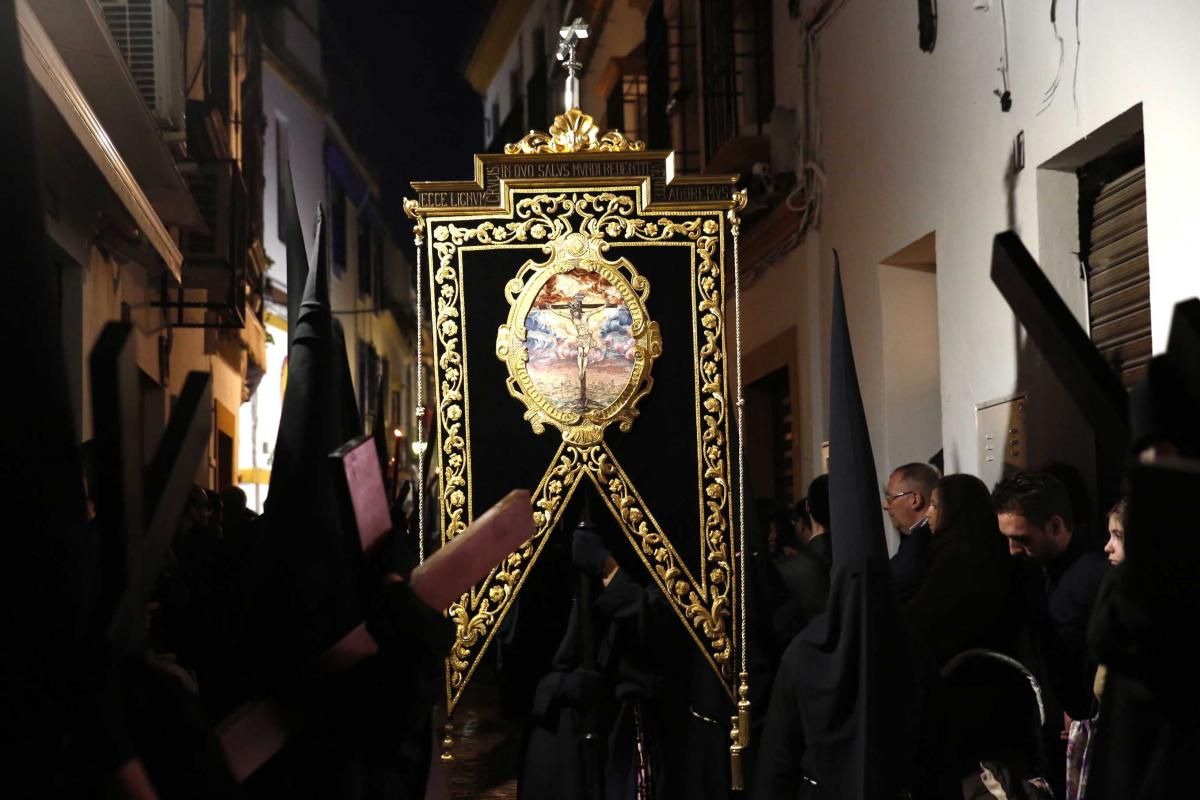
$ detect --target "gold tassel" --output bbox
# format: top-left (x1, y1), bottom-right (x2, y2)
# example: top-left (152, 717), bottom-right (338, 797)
top-left (729, 672), bottom-right (751, 790)
top-left (729, 713), bottom-right (744, 790)
top-left (440, 720), bottom-right (455, 762)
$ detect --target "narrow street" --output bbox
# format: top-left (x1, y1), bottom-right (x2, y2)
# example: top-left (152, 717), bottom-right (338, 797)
top-left (430, 675), bottom-right (521, 800)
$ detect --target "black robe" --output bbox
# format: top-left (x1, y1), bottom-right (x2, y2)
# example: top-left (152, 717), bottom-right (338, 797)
top-left (753, 263), bottom-right (923, 800)
top-left (905, 526), bottom-right (1021, 666)
top-left (773, 546), bottom-right (830, 644)
top-left (520, 568), bottom-right (688, 800)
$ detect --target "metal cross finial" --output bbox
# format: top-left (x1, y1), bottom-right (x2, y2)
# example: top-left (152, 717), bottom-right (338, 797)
top-left (556, 17), bottom-right (589, 112)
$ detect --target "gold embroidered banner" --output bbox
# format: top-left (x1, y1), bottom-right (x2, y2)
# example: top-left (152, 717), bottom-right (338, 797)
top-left (407, 111), bottom-right (746, 716)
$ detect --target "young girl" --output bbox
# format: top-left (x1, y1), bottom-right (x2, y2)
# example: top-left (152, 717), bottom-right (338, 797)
top-left (1066, 498), bottom-right (1126, 799)
top-left (1103, 498), bottom-right (1127, 566)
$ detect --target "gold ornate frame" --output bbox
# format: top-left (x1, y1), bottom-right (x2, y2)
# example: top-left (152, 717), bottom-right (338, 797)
top-left (496, 223), bottom-right (663, 445)
top-left (406, 113), bottom-right (746, 720)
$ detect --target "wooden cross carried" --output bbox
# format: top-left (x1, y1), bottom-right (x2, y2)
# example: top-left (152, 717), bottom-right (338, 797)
top-left (990, 231), bottom-right (1131, 457)
top-left (215, 433), bottom-right (535, 781)
top-left (88, 322), bottom-right (213, 654)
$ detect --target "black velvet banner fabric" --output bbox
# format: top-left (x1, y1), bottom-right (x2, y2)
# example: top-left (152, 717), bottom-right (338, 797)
top-left (453, 240), bottom-right (704, 575)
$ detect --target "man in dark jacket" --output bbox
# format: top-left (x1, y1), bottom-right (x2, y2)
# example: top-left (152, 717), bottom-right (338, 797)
top-left (803, 474), bottom-right (832, 569)
top-left (993, 471), bottom-right (1107, 722)
top-left (883, 462), bottom-right (938, 602)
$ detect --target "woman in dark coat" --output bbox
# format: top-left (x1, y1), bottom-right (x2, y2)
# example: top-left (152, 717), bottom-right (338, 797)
top-left (909, 474), bottom-right (1053, 796)
top-left (906, 473), bottom-right (1022, 666)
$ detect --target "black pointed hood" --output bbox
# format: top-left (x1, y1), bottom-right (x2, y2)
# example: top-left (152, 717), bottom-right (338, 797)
top-left (331, 317), bottom-right (363, 444)
top-left (278, 137), bottom-right (309, 349)
top-left (257, 203), bottom-right (362, 659)
top-left (289, 202), bottom-right (329, 347)
top-left (371, 353), bottom-right (389, 484)
top-left (781, 256), bottom-right (920, 797)
top-left (267, 203), bottom-right (335, 507)
top-left (1130, 354), bottom-right (1200, 457)
top-left (827, 261), bottom-right (890, 572)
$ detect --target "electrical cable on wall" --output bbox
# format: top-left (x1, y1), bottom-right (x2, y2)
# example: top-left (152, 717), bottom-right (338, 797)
top-left (782, 0), bottom-right (848, 250)
top-left (1039, 0), bottom-right (1081, 119)
top-left (1071, 0), bottom-right (1082, 123)
top-left (918, 0), bottom-right (937, 52)
top-left (994, 0), bottom-right (1012, 111)
top-left (1038, 0), bottom-right (1065, 115)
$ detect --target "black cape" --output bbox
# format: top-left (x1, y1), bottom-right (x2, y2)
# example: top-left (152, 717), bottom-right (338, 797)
top-left (754, 261), bottom-right (922, 799)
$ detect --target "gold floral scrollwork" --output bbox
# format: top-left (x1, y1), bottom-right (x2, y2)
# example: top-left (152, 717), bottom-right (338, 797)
top-left (446, 442), bottom-right (585, 696)
top-left (581, 445), bottom-right (731, 670)
top-left (505, 109), bottom-right (647, 154)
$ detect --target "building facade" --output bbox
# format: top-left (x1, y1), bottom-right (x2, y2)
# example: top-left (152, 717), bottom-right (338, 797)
top-left (466, 0), bottom-right (1200, 544)
top-left (21, 0), bottom-right (417, 511)
top-left (22, 0), bottom-right (267, 491)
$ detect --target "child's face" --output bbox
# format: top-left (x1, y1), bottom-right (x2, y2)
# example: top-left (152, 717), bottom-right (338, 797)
top-left (1104, 514), bottom-right (1126, 566)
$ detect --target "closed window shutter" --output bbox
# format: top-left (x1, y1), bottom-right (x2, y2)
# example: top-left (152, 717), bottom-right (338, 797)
top-left (1087, 163), bottom-right (1150, 388)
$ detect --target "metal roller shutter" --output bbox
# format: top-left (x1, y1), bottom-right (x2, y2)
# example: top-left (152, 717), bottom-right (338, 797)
top-left (1087, 163), bottom-right (1150, 387)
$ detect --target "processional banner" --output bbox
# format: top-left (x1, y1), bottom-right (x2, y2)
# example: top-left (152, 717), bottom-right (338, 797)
top-left (405, 109), bottom-right (749, 722)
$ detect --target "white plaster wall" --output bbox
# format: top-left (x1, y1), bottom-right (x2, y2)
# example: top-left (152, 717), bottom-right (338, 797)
top-left (786, 0), bottom-right (1200, 487)
top-left (262, 65), bottom-right (326, 288)
top-left (239, 320), bottom-right (286, 512)
top-left (878, 264), bottom-right (941, 471)
top-left (738, 236), bottom-right (825, 487)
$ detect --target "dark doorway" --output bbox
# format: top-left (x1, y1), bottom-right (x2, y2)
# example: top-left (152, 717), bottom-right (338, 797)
top-left (744, 365), bottom-right (794, 507)
top-left (216, 430), bottom-right (233, 490)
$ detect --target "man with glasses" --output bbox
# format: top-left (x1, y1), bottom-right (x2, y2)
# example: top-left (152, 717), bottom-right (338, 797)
top-left (882, 462), bottom-right (939, 601)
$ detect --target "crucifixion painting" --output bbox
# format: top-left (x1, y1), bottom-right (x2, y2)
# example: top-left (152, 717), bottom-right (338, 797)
top-left (524, 268), bottom-right (636, 414)
top-left (548, 291), bottom-right (607, 409)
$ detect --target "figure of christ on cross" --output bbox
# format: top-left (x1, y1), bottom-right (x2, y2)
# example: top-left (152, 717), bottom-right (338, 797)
top-left (547, 291), bottom-right (610, 412)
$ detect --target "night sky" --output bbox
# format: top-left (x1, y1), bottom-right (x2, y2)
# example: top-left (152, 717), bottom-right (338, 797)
top-left (323, 0), bottom-right (487, 251)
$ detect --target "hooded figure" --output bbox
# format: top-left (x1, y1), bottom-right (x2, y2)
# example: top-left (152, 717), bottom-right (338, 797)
top-left (241, 201), bottom-right (449, 799)
top-left (754, 260), bottom-right (923, 799)
top-left (1086, 319), bottom-right (1200, 798)
top-left (332, 317), bottom-right (364, 445)
top-left (253, 203), bottom-right (363, 669)
top-left (1129, 354), bottom-right (1200, 458)
top-left (278, 133), bottom-right (311, 352)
